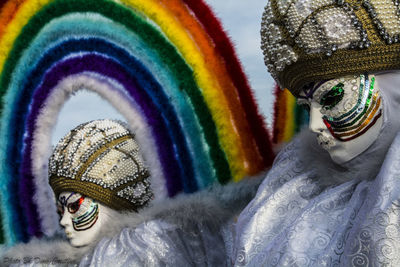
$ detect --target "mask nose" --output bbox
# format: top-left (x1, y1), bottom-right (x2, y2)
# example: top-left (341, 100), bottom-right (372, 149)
top-left (60, 211), bottom-right (72, 228)
top-left (308, 102), bottom-right (325, 134)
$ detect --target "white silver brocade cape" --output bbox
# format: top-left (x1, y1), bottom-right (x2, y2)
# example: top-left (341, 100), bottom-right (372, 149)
top-left (79, 219), bottom-right (227, 266)
top-left (5, 130), bottom-right (400, 266)
top-left (231, 130), bottom-right (400, 266)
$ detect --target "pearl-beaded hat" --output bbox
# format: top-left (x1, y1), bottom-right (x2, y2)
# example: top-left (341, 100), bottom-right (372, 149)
top-left (49, 119), bottom-right (152, 211)
top-left (261, 0), bottom-right (400, 95)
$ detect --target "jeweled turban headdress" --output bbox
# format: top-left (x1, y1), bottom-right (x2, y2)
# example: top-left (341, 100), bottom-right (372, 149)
top-left (49, 119), bottom-right (152, 211)
top-left (261, 0), bottom-right (400, 95)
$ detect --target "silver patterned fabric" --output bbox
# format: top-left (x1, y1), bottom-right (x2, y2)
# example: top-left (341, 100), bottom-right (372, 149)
top-left (231, 132), bottom-right (400, 266)
top-left (76, 131), bottom-right (400, 266)
top-left (79, 219), bottom-right (228, 266)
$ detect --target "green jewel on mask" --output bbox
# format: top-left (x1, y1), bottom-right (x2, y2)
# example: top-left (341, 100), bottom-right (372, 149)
top-left (320, 83), bottom-right (344, 110)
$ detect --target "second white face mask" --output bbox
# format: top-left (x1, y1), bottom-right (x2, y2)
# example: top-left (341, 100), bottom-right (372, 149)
top-left (58, 192), bottom-right (110, 247)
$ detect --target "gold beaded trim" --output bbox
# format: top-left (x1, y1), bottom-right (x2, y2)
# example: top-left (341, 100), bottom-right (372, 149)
top-left (281, 43), bottom-right (400, 96)
top-left (50, 172), bottom-right (149, 211)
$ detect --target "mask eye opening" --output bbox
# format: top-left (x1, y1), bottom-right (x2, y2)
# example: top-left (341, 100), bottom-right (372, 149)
top-left (320, 82), bottom-right (345, 110)
top-left (67, 196), bottom-right (85, 214)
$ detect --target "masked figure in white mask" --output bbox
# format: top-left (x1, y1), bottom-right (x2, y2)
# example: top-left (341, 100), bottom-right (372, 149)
top-left (231, 1), bottom-right (400, 266)
top-left (48, 119), bottom-right (253, 265)
top-left (3, 119), bottom-right (258, 265)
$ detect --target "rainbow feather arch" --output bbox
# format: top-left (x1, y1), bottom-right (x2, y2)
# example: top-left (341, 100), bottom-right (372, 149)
top-left (0, 0), bottom-right (274, 245)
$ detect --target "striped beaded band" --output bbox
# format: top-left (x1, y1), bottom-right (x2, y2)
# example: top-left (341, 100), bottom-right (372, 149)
top-left (321, 75), bottom-right (383, 141)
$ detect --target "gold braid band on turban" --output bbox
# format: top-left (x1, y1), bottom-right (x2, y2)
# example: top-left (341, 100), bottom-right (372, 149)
top-left (261, 0), bottom-right (400, 95)
top-left (49, 119), bottom-right (153, 211)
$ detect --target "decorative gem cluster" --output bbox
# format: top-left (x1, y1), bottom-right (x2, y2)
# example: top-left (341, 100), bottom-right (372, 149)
top-left (316, 76), bottom-right (361, 118)
top-left (363, 0), bottom-right (400, 44)
top-left (117, 179), bottom-right (152, 207)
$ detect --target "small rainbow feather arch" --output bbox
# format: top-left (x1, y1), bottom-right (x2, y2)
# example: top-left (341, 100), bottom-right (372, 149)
top-left (272, 86), bottom-right (309, 144)
top-left (0, 0), bottom-right (275, 245)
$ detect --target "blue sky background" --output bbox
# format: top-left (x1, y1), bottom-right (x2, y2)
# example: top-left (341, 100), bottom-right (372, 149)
top-left (52, 0), bottom-right (275, 144)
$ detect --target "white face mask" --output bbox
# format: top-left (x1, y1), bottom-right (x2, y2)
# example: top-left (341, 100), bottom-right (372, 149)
top-left (297, 74), bottom-right (384, 164)
top-left (57, 192), bottom-right (110, 247)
